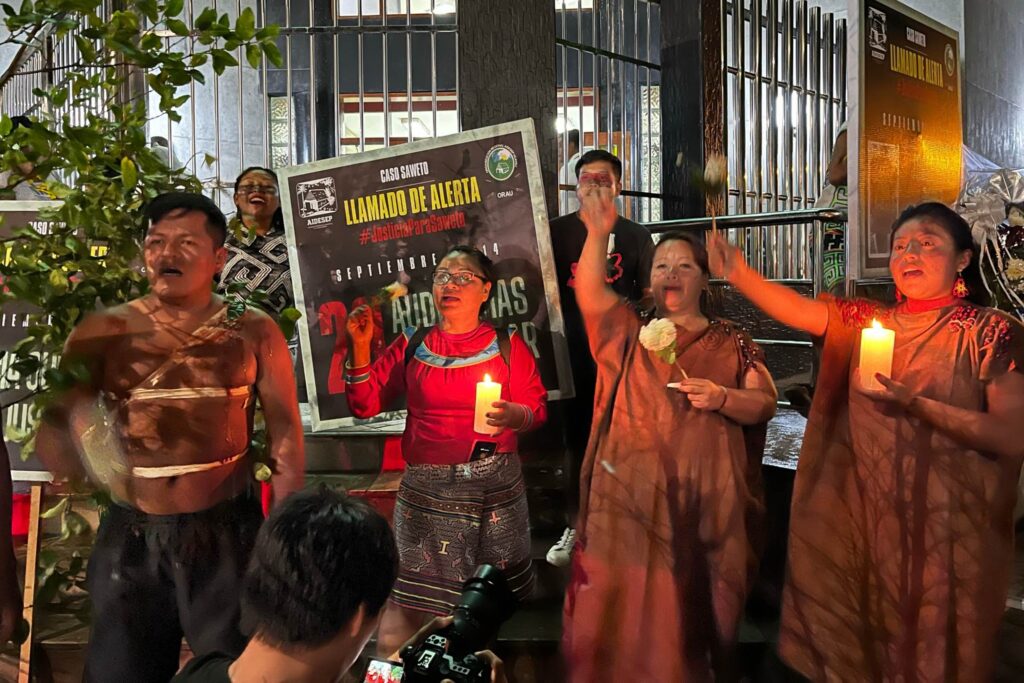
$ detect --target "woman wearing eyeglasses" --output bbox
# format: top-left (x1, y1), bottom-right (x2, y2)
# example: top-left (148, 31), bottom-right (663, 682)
top-left (218, 166), bottom-right (293, 314)
top-left (345, 246), bottom-right (548, 657)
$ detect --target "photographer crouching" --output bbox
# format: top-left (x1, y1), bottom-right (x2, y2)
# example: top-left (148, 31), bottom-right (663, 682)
top-left (172, 485), bottom-right (508, 683)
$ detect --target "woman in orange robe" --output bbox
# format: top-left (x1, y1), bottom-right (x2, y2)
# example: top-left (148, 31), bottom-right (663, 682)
top-left (709, 202), bottom-right (1024, 681)
top-left (562, 190), bottom-right (778, 682)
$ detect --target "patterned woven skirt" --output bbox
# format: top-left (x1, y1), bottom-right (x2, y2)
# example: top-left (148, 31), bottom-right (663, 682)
top-left (391, 453), bottom-right (534, 615)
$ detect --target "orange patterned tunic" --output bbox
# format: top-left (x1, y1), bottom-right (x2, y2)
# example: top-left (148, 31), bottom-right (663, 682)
top-left (780, 297), bottom-right (1024, 682)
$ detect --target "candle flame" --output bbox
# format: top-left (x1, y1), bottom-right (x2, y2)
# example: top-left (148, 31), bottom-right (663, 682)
top-left (484, 374), bottom-right (492, 382)
top-left (871, 318), bottom-right (882, 329)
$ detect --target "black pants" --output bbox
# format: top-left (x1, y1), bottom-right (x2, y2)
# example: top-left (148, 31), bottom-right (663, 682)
top-left (83, 494), bottom-right (263, 683)
top-left (563, 355), bottom-right (597, 519)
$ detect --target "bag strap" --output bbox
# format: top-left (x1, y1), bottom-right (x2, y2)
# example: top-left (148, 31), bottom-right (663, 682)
top-left (403, 326), bottom-right (432, 367)
top-left (403, 325), bottom-right (511, 368)
top-left (495, 327), bottom-right (511, 367)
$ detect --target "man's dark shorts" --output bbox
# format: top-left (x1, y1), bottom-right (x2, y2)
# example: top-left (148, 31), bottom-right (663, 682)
top-left (83, 493), bottom-right (262, 683)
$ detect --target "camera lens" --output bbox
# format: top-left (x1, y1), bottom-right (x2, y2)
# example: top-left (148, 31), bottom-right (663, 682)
top-left (447, 564), bottom-right (517, 655)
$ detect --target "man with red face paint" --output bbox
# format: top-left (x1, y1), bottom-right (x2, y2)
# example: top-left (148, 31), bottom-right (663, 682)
top-left (36, 192), bottom-right (305, 683)
top-left (547, 149), bottom-right (654, 566)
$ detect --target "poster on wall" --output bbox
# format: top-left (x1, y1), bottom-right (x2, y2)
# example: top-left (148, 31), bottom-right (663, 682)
top-left (0, 202), bottom-right (62, 481)
top-left (847, 0), bottom-right (962, 279)
top-left (279, 119), bottom-right (571, 432)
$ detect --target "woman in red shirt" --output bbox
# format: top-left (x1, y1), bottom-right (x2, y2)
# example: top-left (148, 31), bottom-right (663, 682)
top-left (345, 246), bottom-right (547, 656)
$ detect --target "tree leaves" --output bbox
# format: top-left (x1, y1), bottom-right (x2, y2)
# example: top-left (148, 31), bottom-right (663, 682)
top-left (278, 306), bottom-right (302, 339)
top-left (0, 1), bottom-right (282, 416)
top-left (120, 157), bottom-right (137, 190)
top-left (245, 43), bottom-right (262, 69)
top-left (39, 498), bottom-right (69, 520)
top-left (193, 6), bottom-right (217, 31)
top-left (210, 48), bottom-right (238, 74)
top-left (262, 41), bottom-right (282, 67)
top-left (236, 7), bottom-right (255, 41)
top-left (253, 462), bottom-right (272, 482)
top-left (165, 18), bottom-right (189, 36)
top-left (0, 0), bottom-right (285, 608)
top-left (165, 0), bottom-right (184, 18)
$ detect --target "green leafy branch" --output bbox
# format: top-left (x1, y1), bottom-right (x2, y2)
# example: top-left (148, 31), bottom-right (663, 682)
top-left (0, 1), bottom-right (283, 458)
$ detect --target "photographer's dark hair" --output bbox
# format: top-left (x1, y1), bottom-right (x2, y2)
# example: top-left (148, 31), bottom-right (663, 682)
top-left (575, 149), bottom-right (622, 181)
top-left (241, 486), bottom-right (398, 649)
top-left (653, 230), bottom-right (714, 316)
top-left (144, 192), bottom-right (228, 246)
top-left (889, 202), bottom-right (989, 307)
top-left (234, 166), bottom-right (285, 233)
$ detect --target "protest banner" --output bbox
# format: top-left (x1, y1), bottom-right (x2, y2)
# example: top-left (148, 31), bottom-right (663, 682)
top-left (0, 201), bottom-right (63, 479)
top-left (847, 0), bottom-right (962, 278)
top-left (279, 119), bottom-right (571, 431)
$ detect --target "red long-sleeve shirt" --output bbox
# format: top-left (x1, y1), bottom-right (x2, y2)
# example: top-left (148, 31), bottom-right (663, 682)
top-left (345, 324), bottom-right (548, 465)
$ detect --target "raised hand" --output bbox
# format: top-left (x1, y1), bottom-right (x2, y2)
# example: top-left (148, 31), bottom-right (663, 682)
top-left (706, 229), bottom-right (745, 279)
top-left (345, 304), bottom-right (374, 348)
top-left (578, 189), bottom-right (617, 238)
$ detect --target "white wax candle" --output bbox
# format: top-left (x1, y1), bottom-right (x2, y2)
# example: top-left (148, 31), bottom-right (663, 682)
top-left (474, 374), bottom-right (502, 435)
top-left (859, 319), bottom-right (895, 391)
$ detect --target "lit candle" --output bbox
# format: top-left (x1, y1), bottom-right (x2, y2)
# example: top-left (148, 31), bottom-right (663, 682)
top-left (474, 373), bottom-right (502, 435)
top-left (859, 319), bottom-right (895, 391)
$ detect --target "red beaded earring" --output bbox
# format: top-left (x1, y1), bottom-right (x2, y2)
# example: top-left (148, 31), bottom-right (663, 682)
top-left (952, 272), bottom-right (969, 299)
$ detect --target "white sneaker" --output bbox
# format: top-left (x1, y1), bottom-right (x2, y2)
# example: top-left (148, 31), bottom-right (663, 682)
top-left (546, 527), bottom-right (576, 567)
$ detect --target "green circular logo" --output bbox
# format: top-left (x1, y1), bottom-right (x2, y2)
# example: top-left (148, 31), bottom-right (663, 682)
top-left (485, 144), bottom-right (517, 181)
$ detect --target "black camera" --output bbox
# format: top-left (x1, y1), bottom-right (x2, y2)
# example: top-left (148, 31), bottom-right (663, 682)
top-left (399, 564), bottom-right (517, 683)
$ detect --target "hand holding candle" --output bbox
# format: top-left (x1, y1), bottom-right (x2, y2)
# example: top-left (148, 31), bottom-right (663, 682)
top-left (859, 319), bottom-right (895, 391)
top-left (474, 374), bottom-right (502, 435)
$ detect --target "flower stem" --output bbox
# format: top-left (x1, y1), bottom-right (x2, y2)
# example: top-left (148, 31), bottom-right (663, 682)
top-left (674, 360), bottom-right (689, 380)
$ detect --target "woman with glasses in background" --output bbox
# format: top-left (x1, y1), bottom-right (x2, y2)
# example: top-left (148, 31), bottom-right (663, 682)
top-left (218, 166), bottom-right (293, 314)
top-left (345, 246), bottom-right (548, 656)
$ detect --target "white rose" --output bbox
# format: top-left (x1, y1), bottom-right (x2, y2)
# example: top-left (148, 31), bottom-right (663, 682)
top-left (638, 318), bottom-right (677, 353)
top-left (1006, 259), bottom-right (1024, 282)
top-left (703, 154), bottom-right (727, 189)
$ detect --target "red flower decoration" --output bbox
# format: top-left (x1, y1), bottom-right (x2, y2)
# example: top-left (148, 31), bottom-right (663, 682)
top-left (836, 298), bottom-right (886, 328)
top-left (948, 305), bottom-right (979, 332)
top-left (981, 315), bottom-right (1014, 357)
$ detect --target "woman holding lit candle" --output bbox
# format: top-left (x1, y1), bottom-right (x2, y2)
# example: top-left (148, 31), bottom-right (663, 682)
top-left (344, 245), bottom-right (547, 657)
top-left (563, 193), bottom-right (778, 682)
top-left (708, 201), bottom-right (1024, 682)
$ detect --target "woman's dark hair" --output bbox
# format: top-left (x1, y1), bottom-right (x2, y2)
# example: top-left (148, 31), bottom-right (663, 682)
top-left (442, 245), bottom-right (496, 284)
top-left (240, 486), bottom-right (398, 649)
top-left (234, 165), bottom-right (278, 193)
top-left (653, 231), bottom-right (714, 316)
top-left (234, 165), bottom-right (284, 233)
top-left (439, 245), bottom-right (496, 317)
top-left (890, 202), bottom-right (989, 306)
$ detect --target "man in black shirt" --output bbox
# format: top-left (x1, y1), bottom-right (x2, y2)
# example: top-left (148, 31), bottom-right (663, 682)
top-left (546, 149), bottom-right (654, 566)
